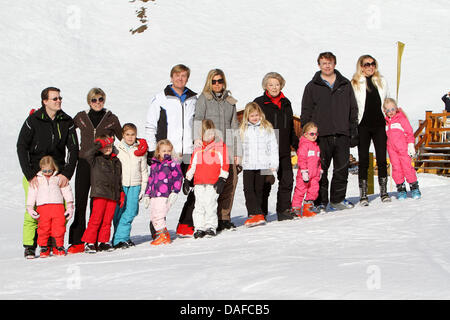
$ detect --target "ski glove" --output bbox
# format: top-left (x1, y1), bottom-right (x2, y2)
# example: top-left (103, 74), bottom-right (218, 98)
top-left (64, 204), bottom-right (74, 221)
top-left (214, 177), bottom-right (227, 194)
top-left (134, 138), bottom-right (148, 157)
top-left (167, 192), bottom-right (178, 207)
top-left (143, 196), bottom-right (151, 209)
top-left (182, 179), bottom-right (192, 195)
top-left (147, 151), bottom-right (155, 166)
top-left (301, 170), bottom-right (309, 183)
top-left (119, 191), bottom-right (126, 208)
top-left (95, 136), bottom-right (115, 149)
top-left (408, 143), bottom-right (416, 158)
top-left (26, 206), bottom-right (40, 220)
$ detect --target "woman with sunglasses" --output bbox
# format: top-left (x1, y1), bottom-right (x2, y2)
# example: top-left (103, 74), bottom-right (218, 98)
top-left (181, 69), bottom-right (240, 233)
top-left (67, 88), bottom-right (123, 254)
top-left (351, 55), bottom-right (391, 206)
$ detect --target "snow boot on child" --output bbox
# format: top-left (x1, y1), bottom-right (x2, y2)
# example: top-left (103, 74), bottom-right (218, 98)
top-left (40, 246), bottom-right (50, 258)
top-left (291, 207), bottom-right (302, 218)
top-left (396, 183), bottom-right (407, 200)
top-left (151, 228), bottom-right (171, 245)
top-left (410, 181), bottom-right (421, 199)
top-left (302, 200), bottom-right (317, 217)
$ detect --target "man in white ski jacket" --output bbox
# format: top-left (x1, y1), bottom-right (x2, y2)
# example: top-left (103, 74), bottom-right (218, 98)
top-left (145, 64), bottom-right (197, 165)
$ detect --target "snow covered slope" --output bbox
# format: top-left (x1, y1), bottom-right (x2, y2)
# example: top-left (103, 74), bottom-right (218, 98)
top-left (0, 0), bottom-right (449, 299)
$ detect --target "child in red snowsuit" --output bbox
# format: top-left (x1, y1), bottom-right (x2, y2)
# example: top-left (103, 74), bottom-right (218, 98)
top-left (383, 98), bottom-right (421, 199)
top-left (184, 120), bottom-right (229, 238)
top-left (26, 156), bottom-right (74, 258)
top-left (81, 135), bottom-right (125, 252)
top-left (291, 122), bottom-right (322, 217)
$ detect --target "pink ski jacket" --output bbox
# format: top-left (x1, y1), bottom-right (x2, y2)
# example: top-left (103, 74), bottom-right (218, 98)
top-left (297, 136), bottom-right (321, 178)
top-left (27, 171), bottom-right (74, 207)
top-left (385, 109), bottom-right (414, 152)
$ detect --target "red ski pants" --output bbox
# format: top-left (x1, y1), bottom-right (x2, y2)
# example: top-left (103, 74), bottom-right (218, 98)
top-left (36, 204), bottom-right (66, 247)
top-left (81, 197), bottom-right (117, 244)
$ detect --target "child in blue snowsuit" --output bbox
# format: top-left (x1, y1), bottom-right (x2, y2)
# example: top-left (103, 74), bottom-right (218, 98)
top-left (112, 123), bottom-right (148, 248)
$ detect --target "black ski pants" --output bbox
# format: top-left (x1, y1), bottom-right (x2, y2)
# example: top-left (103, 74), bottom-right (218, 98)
top-left (261, 155), bottom-right (293, 214)
top-left (357, 125), bottom-right (388, 180)
top-left (315, 135), bottom-right (350, 206)
top-left (243, 170), bottom-right (266, 216)
top-left (69, 158), bottom-right (93, 245)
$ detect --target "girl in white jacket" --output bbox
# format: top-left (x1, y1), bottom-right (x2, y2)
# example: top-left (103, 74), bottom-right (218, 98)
top-left (112, 123), bottom-right (148, 249)
top-left (239, 102), bottom-right (279, 227)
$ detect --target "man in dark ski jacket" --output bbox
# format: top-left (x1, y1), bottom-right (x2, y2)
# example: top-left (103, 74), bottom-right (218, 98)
top-left (17, 87), bottom-right (79, 258)
top-left (301, 52), bottom-right (358, 212)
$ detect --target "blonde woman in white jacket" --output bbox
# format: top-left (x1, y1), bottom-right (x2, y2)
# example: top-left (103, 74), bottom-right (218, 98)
top-left (351, 55), bottom-right (391, 206)
top-left (112, 123), bottom-right (148, 248)
top-left (239, 102), bottom-right (278, 227)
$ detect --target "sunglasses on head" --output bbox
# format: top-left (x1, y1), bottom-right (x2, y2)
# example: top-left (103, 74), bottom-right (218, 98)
top-left (42, 169), bottom-right (54, 174)
top-left (91, 97), bottom-right (104, 103)
top-left (307, 132), bottom-right (319, 137)
top-left (212, 79), bottom-right (224, 85)
top-left (363, 61), bottom-right (376, 68)
top-left (50, 97), bottom-right (63, 101)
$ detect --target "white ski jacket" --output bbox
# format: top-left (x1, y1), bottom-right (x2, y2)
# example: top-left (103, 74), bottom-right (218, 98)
top-left (145, 85), bottom-right (197, 156)
top-left (240, 121), bottom-right (279, 171)
top-left (116, 139), bottom-right (148, 190)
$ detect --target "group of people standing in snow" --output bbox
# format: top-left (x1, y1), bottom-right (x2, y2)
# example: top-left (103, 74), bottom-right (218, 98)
top-left (17, 51), bottom-right (421, 259)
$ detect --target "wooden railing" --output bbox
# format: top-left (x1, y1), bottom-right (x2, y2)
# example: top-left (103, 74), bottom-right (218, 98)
top-left (414, 110), bottom-right (450, 149)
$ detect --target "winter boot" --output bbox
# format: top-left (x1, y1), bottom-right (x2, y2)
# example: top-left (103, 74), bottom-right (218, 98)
top-left (126, 240), bottom-right (136, 247)
top-left (302, 200), bottom-right (317, 217)
top-left (176, 223), bottom-right (194, 238)
top-left (396, 183), bottom-right (407, 200)
top-left (98, 242), bottom-right (114, 252)
top-left (359, 179), bottom-right (369, 206)
top-left (113, 242), bottom-right (130, 249)
top-left (217, 220), bottom-right (236, 232)
top-left (329, 199), bottom-right (355, 211)
top-left (54, 246), bottom-right (66, 256)
top-left (290, 207), bottom-right (303, 218)
top-left (194, 230), bottom-right (206, 239)
top-left (84, 243), bottom-right (97, 254)
top-left (67, 243), bottom-right (85, 254)
top-left (277, 209), bottom-right (295, 221)
top-left (151, 229), bottom-right (171, 245)
top-left (244, 214), bottom-right (266, 227)
top-left (204, 228), bottom-right (216, 238)
top-left (24, 246), bottom-right (36, 259)
top-left (39, 246), bottom-right (50, 258)
top-left (379, 176), bottom-right (391, 202)
top-left (410, 181), bottom-right (421, 199)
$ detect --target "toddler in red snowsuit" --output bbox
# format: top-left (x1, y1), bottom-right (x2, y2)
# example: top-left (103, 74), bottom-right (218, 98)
top-left (383, 98), bottom-right (421, 199)
top-left (291, 122), bottom-right (322, 217)
top-left (26, 156), bottom-right (74, 258)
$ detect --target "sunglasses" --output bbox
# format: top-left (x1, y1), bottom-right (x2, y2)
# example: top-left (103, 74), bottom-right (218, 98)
top-left (363, 61), bottom-right (376, 68)
top-left (50, 97), bottom-right (63, 101)
top-left (212, 79), bottom-right (224, 85)
top-left (385, 107), bottom-right (397, 113)
top-left (91, 97), bottom-right (104, 103)
top-left (307, 132), bottom-right (319, 137)
top-left (42, 169), bottom-right (54, 174)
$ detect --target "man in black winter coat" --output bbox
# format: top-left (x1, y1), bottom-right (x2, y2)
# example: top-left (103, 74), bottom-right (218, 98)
top-left (17, 87), bottom-right (79, 258)
top-left (301, 52), bottom-right (358, 212)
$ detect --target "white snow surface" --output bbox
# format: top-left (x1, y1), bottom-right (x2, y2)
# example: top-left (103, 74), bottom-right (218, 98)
top-left (1, 0), bottom-right (450, 299)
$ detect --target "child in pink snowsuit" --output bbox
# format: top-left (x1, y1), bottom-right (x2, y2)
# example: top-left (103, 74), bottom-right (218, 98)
top-left (383, 98), bottom-right (421, 199)
top-left (292, 122), bottom-right (322, 217)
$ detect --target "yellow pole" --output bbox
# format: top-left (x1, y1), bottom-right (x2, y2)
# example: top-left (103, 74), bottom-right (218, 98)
top-left (396, 41), bottom-right (405, 102)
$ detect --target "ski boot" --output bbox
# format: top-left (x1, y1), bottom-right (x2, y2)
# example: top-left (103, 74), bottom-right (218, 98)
top-left (290, 207), bottom-right (303, 218)
top-left (39, 246), bottom-right (50, 258)
top-left (302, 200), bottom-right (317, 217)
top-left (379, 176), bottom-right (391, 202)
top-left (396, 183), bottom-right (407, 200)
top-left (244, 214), bottom-right (266, 227)
top-left (151, 229), bottom-right (171, 245)
top-left (410, 181), bottom-right (421, 199)
top-left (24, 246), bottom-right (36, 259)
